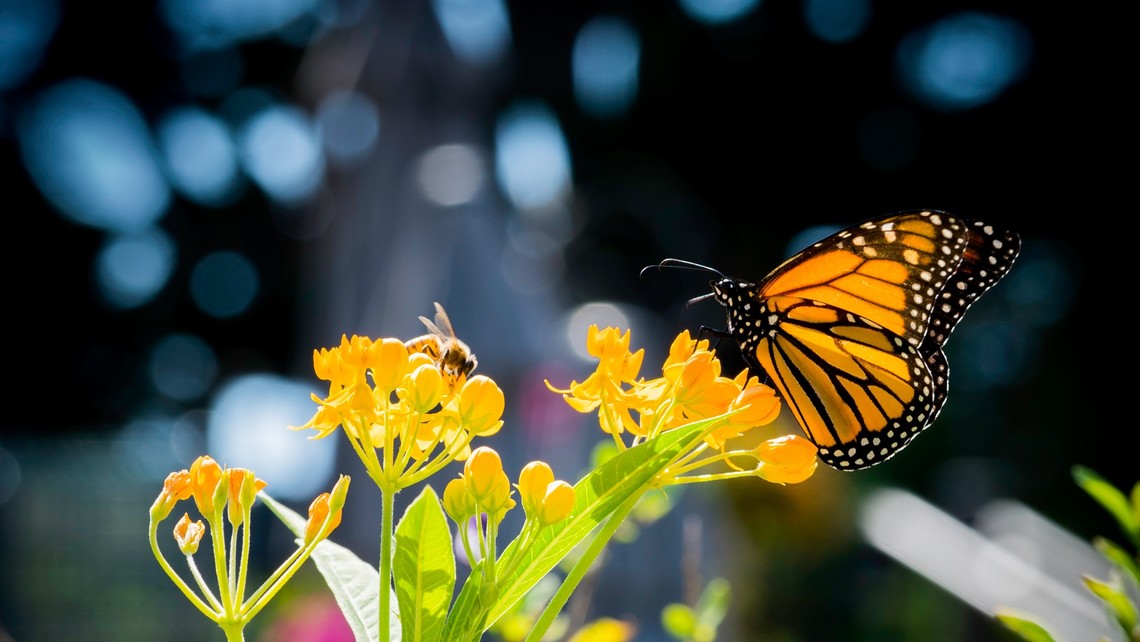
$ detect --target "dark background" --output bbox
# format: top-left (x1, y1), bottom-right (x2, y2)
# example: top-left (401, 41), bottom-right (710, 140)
top-left (0, 0), bottom-right (1118, 640)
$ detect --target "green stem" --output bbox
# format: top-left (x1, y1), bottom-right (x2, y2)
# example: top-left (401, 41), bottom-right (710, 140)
top-left (219, 621), bottom-right (245, 642)
top-left (379, 483), bottom-right (396, 642)
top-left (148, 520), bottom-right (219, 619)
top-left (523, 488), bottom-right (645, 642)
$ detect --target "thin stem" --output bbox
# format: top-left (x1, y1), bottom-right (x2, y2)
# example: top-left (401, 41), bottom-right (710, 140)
top-left (210, 515), bottom-right (233, 617)
top-left (379, 483), bottom-right (396, 641)
top-left (148, 520), bottom-right (219, 620)
top-left (187, 553), bottom-right (224, 613)
top-left (523, 489), bottom-right (645, 642)
top-left (236, 509), bottom-right (253, 606)
top-left (228, 521), bottom-right (239, 597)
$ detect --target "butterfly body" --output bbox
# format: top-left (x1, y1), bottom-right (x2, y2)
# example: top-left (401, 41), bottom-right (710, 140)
top-left (667, 210), bottom-right (1019, 471)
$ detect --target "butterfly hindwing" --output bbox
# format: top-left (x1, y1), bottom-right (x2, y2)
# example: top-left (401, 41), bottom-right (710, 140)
top-left (750, 298), bottom-right (946, 469)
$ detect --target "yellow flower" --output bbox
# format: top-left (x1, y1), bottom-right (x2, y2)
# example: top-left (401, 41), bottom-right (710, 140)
top-left (173, 513), bottom-right (206, 555)
top-left (443, 477), bottom-right (477, 523)
top-left (517, 461), bottom-right (555, 515)
top-left (458, 376), bottom-right (505, 437)
top-left (667, 349), bottom-right (740, 426)
top-left (369, 338), bottom-right (412, 393)
top-left (403, 363), bottom-right (445, 413)
top-left (755, 435), bottom-right (818, 484)
top-left (704, 375), bottom-right (781, 449)
top-left (535, 481), bottom-right (575, 525)
top-left (545, 325), bottom-right (644, 436)
top-left (517, 461), bottom-right (575, 525)
top-left (463, 447), bottom-right (515, 520)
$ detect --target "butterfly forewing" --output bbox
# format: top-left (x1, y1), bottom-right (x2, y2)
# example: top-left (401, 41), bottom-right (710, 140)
top-left (921, 219), bottom-right (1020, 351)
top-left (759, 211), bottom-right (973, 350)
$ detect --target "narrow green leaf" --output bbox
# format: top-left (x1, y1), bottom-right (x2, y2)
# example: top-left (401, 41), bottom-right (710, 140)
top-left (994, 609), bottom-right (1059, 642)
top-left (1083, 575), bottom-right (1138, 634)
top-left (1073, 466), bottom-right (1139, 542)
top-left (394, 485), bottom-right (455, 642)
top-left (260, 492), bottom-right (393, 642)
top-left (1093, 537), bottom-right (1140, 588)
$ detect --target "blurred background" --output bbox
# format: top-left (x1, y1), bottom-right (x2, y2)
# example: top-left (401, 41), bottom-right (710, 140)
top-left (0, 0), bottom-right (1118, 640)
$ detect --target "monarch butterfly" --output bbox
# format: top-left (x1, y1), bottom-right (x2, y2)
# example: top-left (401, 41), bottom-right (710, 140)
top-left (646, 210), bottom-right (1020, 471)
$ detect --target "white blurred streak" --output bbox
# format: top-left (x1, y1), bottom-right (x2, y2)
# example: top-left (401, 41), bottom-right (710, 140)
top-left (860, 488), bottom-right (1118, 642)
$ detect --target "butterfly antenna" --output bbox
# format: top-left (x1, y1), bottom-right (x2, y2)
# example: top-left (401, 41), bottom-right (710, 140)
top-left (639, 258), bottom-right (726, 280)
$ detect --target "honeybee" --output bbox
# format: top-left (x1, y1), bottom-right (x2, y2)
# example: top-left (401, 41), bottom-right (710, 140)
top-left (404, 302), bottom-right (478, 382)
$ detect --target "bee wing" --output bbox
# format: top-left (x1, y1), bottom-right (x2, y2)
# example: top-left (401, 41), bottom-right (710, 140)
top-left (431, 302), bottom-right (459, 339)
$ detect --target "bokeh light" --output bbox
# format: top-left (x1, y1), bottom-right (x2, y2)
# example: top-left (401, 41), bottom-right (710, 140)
top-left (494, 101), bottom-right (572, 211)
top-left (189, 250), bottom-right (260, 318)
top-left (159, 0), bottom-right (321, 50)
top-left (564, 302), bottom-right (632, 361)
top-left (572, 16), bottom-right (640, 119)
top-left (94, 227), bottom-right (178, 309)
top-left (157, 106), bottom-right (244, 207)
top-left (237, 103), bottom-right (325, 205)
top-left (415, 143), bottom-right (485, 207)
top-left (206, 374), bottom-right (337, 501)
top-left (316, 89), bottom-right (381, 168)
top-left (431, 0), bottom-right (512, 66)
top-left (0, 0), bottom-right (58, 91)
top-left (149, 334), bottom-right (220, 402)
top-left (803, 0), bottom-right (871, 43)
top-left (677, 0), bottom-right (760, 26)
top-left (896, 12), bottom-right (1033, 111)
top-left (17, 79), bottom-right (171, 232)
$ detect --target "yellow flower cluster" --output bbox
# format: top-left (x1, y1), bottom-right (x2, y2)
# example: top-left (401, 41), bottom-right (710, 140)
top-left (294, 334), bottom-right (505, 491)
top-left (548, 326), bottom-right (819, 485)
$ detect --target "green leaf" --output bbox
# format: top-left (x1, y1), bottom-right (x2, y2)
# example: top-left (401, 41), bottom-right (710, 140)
top-left (1093, 537), bottom-right (1140, 588)
top-left (442, 416), bottom-right (718, 641)
top-left (394, 485), bottom-right (455, 642)
top-left (994, 609), bottom-right (1059, 642)
top-left (1072, 466), bottom-right (1139, 543)
top-left (661, 604), bottom-right (696, 639)
top-left (260, 492), bottom-right (393, 642)
top-left (1083, 574), bottom-right (1138, 634)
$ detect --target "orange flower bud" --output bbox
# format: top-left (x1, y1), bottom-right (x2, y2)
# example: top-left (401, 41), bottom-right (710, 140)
top-left (189, 456), bottom-right (224, 518)
top-left (303, 476), bottom-right (350, 545)
top-left (458, 376), bottom-right (504, 436)
top-left (150, 469), bottom-right (193, 521)
top-left (226, 468), bottom-right (267, 526)
top-left (755, 435), bottom-right (819, 484)
top-left (173, 513), bottom-right (206, 555)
